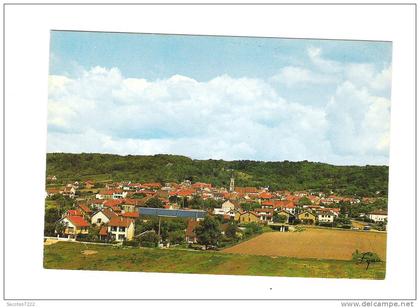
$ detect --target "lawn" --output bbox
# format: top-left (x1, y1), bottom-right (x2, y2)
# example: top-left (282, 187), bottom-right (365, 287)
top-left (43, 242), bottom-right (385, 279)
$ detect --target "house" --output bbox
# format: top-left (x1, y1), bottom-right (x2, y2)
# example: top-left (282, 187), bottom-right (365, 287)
top-left (317, 211), bottom-right (335, 223)
top-left (221, 200), bottom-right (236, 212)
top-left (65, 209), bottom-right (83, 217)
top-left (213, 200), bottom-right (237, 218)
top-left (46, 187), bottom-right (60, 197)
top-left (367, 210), bottom-right (388, 223)
top-left (254, 208), bottom-right (274, 223)
top-left (185, 219), bottom-right (200, 244)
top-left (275, 209), bottom-right (296, 224)
top-left (84, 180), bottom-right (95, 189)
top-left (142, 183), bottom-right (162, 190)
top-left (106, 217), bottom-right (135, 241)
top-left (298, 211), bottom-right (316, 225)
top-left (58, 215), bottom-right (90, 239)
top-left (121, 211), bottom-right (140, 219)
top-left (96, 189), bottom-right (127, 200)
top-left (259, 191), bottom-right (273, 200)
top-left (234, 211), bottom-right (260, 224)
top-left (62, 186), bottom-right (76, 198)
top-left (91, 208), bottom-right (118, 226)
top-left (78, 204), bottom-right (93, 216)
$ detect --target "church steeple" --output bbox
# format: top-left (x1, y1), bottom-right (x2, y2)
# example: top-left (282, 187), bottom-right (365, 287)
top-left (229, 176), bottom-right (235, 192)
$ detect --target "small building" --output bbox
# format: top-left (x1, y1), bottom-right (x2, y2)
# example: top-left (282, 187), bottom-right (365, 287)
top-left (367, 210), bottom-right (388, 223)
top-left (317, 211), bottom-right (335, 223)
top-left (234, 211), bottom-right (260, 224)
top-left (106, 217), bottom-right (135, 241)
top-left (58, 215), bottom-right (90, 239)
top-left (91, 208), bottom-right (118, 226)
top-left (298, 211), bottom-right (316, 225)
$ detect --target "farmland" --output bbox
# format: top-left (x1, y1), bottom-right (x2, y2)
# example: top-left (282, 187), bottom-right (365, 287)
top-left (43, 241), bottom-right (385, 279)
top-left (222, 228), bottom-right (386, 261)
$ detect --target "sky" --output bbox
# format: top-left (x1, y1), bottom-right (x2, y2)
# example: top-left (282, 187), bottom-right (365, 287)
top-left (47, 31), bottom-right (392, 165)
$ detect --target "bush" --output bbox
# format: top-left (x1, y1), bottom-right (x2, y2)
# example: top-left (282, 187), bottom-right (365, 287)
top-left (123, 240), bottom-right (140, 247)
top-left (139, 232), bottom-right (159, 247)
top-left (243, 222), bottom-right (262, 237)
top-left (168, 230), bottom-right (185, 245)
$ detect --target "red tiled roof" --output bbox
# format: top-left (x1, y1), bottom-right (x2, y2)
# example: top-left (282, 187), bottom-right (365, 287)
top-left (259, 192), bottom-right (273, 199)
top-left (108, 217), bottom-right (133, 228)
top-left (170, 189), bottom-right (196, 197)
top-left (78, 204), bottom-right (92, 213)
top-left (142, 183), bottom-right (162, 188)
top-left (103, 199), bottom-right (124, 207)
top-left (66, 215), bottom-right (90, 227)
top-left (192, 182), bottom-right (212, 189)
top-left (67, 209), bottom-right (82, 216)
top-left (273, 200), bottom-right (296, 209)
top-left (102, 208), bottom-right (118, 219)
top-left (234, 187), bottom-right (258, 194)
top-left (99, 189), bottom-right (123, 195)
top-left (121, 212), bottom-right (139, 218)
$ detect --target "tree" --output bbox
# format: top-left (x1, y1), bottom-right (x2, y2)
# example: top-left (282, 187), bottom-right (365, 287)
top-left (352, 250), bottom-right (381, 270)
top-left (243, 222), bottom-right (262, 237)
top-left (168, 230), bottom-right (185, 245)
top-left (145, 197), bottom-right (164, 208)
top-left (225, 223), bottom-right (237, 239)
top-left (273, 212), bottom-right (288, 223)
top-left (298, 196), bottom-right (312, 206)
top-left (54, 222), bottom-right (66, 237)
top-left (139, 231), bottom-right (159, 247)
top-left (195, 216), bottom-right (221, 249)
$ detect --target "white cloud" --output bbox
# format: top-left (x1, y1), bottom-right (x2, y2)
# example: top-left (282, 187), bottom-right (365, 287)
top-left (47, 65), bottom-right (390, 165)
top-left (271, 66), bottom-right (335, 87)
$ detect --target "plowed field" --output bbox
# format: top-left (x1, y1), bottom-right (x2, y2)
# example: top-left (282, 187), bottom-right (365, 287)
top-left (222, 228), bottom-right (386, 261)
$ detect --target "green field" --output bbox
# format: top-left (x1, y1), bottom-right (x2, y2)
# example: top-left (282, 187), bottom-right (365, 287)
top-left (43, 242), bottom-right (385, 279)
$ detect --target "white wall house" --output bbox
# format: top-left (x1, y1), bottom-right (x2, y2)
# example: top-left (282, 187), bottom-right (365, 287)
top-left (368, 211), bottom-right (388, 223)
top-left (107, 217), bottom-right (135, 241)
top-left (317, 212), bottom-right (335, 223)
top-left (90, 209), bottom-right (116, 226)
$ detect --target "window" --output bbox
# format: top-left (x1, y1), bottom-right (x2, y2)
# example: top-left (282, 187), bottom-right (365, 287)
top-left (97, 218), bottom-right (102, 224)
top-left (119, 227), bottom-right (126, 232)
top-left (118, 234), bottom-right (125, 240)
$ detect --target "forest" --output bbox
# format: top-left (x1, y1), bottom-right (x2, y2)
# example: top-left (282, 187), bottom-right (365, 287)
top-left (46, 153), bottom-right (389, 197)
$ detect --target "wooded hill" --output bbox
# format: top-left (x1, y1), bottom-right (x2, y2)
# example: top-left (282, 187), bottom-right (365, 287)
top-left (46, 153), bottom-right (388, 197)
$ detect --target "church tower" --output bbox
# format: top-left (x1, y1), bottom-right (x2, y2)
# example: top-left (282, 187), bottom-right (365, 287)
top-left (229, 176), bottom-right (235, 192)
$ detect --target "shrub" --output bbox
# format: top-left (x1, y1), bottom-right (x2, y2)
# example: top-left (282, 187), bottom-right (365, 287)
top-left (139, 232), bottom-right (159, 248)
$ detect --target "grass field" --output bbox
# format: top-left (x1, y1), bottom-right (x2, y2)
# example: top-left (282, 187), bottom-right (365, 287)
top-left (43, 241), bottom-right (385, 279)
top-left (222, 228), bottom-right (386, 261)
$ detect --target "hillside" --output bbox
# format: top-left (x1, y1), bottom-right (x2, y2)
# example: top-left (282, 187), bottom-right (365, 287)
top-left (46, 153), bottom-right (388, 197)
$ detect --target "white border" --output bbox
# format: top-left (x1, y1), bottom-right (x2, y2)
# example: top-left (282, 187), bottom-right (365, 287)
top-left (3, 3), bottom-right (417, 303)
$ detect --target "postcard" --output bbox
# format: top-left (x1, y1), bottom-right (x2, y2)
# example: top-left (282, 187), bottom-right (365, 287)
top-left (44, 31), bottom-right (391, 279)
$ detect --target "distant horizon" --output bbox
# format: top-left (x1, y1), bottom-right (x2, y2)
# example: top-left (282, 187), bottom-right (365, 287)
top-left (46, 152), bottom-right (389, 167)
top-left (48, 31), bottom-right (391, 166)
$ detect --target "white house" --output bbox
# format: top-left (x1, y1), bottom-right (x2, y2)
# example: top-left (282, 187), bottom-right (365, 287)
top-left (367, 210), bottom-right (388, 223)
top-left (317, 211), bottom-right (335, 223)
top-left (213, 200), bottom-right (236, 218)
top-left (107, 217), bottom-right (135, 241)
top-left (91, 208), bottom-right (118, 226)
top-left (221, 200), bottom-right (235, 212)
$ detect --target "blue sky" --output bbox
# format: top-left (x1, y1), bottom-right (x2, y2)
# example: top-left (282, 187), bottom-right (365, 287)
top-left (48, 31), bottom-right (392, 165)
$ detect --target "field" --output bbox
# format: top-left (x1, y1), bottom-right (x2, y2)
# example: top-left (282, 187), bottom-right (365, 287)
top-left (44, 241), bottom-right (385, 279)
top-left (223, 228), bottom-right (387, 261)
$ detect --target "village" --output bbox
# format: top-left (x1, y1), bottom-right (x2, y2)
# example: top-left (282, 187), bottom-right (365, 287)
top-left (44, 175), bottom-right (388, 248)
